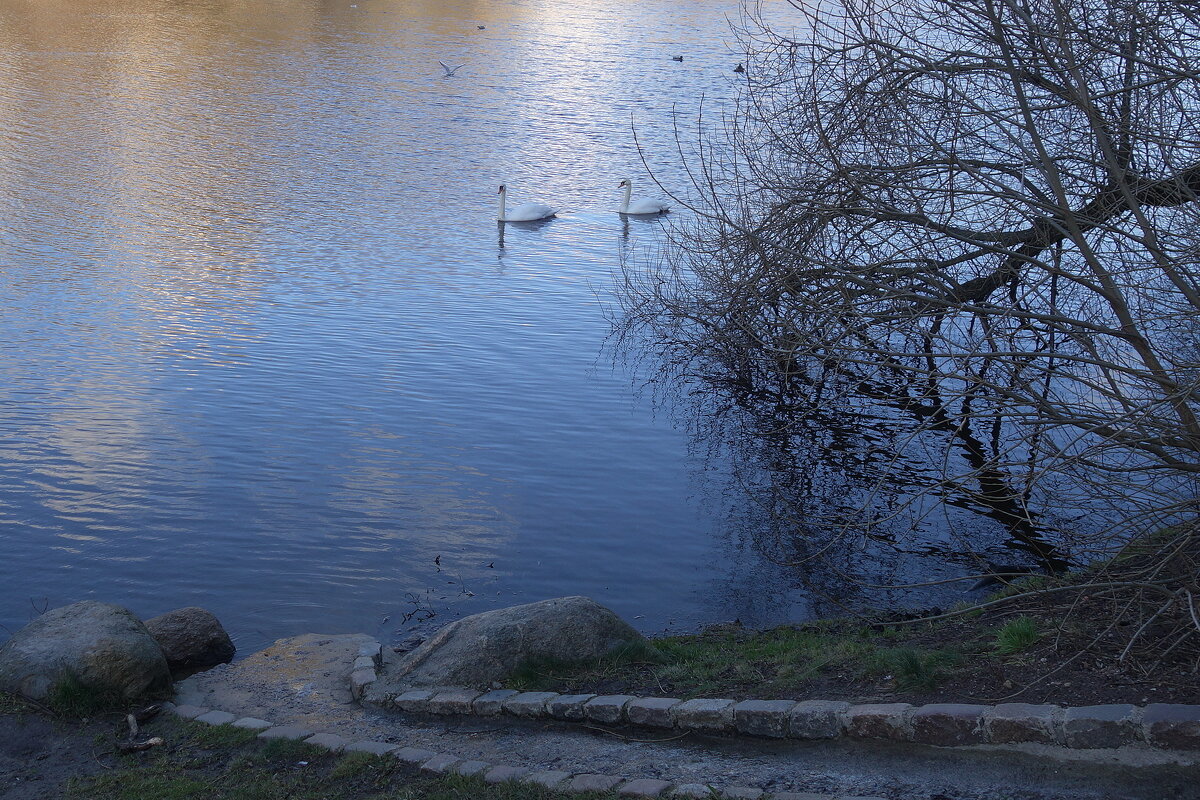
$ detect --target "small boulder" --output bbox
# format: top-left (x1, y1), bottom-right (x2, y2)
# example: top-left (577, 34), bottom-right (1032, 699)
top-left (144, 607), bottom-right (235, 671)
top-left (0, 601), bottom-right (171, 703)
top-left (382, 596), bottom-right (651, 689)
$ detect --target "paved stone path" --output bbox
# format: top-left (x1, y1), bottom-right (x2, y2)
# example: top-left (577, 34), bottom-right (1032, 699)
top-left (174, 634), bottom-right (1199, 800)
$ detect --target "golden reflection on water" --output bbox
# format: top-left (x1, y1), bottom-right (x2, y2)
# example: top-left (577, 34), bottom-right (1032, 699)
top-left (0, 0), bottom-right (795, 648)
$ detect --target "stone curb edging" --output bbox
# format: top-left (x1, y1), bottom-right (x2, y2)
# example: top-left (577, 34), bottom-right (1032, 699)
top-left (354, 640), bottom-right (1200, 752)
top-left (349, 639), bottom-right (382, 701)
top-left (166, 700), bottom-right (882, 800)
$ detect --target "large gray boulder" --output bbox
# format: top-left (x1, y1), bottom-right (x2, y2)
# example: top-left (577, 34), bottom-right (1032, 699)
top-left (383, 596), bottom-right (651, 689)
top-left (144, 606), bottom-right (235, 671)
top-left (0, 601), bottom-right (171, 703)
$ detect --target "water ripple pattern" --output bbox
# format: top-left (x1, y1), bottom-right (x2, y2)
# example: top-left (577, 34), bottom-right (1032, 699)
top-left (0, 0), bottom-right (809, 651)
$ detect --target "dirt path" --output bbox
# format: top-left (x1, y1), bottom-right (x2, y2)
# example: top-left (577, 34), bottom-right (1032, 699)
top-left (173, 634), bottom-right (1199, 800)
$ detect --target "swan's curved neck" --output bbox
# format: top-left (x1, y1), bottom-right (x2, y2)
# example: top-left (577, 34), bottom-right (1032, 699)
top-left (621, 183), bottom-right (631, 213)
top-left (498, 187), bottom-right (506, 221)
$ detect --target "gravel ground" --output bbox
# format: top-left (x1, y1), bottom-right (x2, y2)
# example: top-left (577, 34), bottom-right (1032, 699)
top-left (174, 634), bottom-right (1200, 800)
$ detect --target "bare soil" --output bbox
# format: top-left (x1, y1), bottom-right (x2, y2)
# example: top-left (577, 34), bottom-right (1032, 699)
top-left (0, 707), bottom-right (121, 799)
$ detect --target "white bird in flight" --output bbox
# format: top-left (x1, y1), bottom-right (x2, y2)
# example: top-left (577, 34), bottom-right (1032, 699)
top-left (439, 61), bottom-right (465, 77)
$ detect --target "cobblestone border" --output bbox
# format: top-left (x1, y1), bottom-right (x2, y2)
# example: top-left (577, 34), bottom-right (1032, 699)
top-left (166, 700), bottom-right (883, 799)
top-left (357, 641), bottom-right (1200, 752)
top-left (349, 639), bottom-right (382, 701)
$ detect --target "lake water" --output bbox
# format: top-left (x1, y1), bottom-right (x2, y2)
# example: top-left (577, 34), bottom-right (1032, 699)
top-left (0, 0), bottom-right (823, 651)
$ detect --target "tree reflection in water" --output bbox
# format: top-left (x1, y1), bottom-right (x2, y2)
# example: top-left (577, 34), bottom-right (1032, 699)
top-left (614, 0), bottom-right (1200, 614)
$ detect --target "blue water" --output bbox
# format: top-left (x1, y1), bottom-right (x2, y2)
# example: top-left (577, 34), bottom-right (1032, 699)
top-left (0, 0), bottom-right (816, 651)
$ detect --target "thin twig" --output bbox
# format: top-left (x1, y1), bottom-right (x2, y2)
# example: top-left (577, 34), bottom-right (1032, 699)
top-left (872, 581), bottom-right (1174, 627)
top-left (580, 724), bottom-right (691, 743)
top-left (1119, 595), bottom-right (1178, 664)
top-left (1187, 590), bottom-right (1200, 634)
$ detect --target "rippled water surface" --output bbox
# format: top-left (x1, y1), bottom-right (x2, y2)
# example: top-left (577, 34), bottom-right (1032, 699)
top-left (0, 0), bottom-right (816, 650)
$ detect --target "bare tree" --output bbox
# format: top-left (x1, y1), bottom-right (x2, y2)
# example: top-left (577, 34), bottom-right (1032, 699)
top-left (618, 0), bottom-right (1200, 629)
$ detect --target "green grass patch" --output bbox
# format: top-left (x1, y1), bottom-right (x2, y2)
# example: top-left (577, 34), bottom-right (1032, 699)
top-left (508, 639), bottom-right (666, 690)
top-left (329, 750), bottom-right (397, 783)
top-left (45, 671), bottom-right (126, 718)
top-left (864, 646), bottom-right (964, 690)
top-left (70, 771), bottom-right (214, 800)
top-left (506, 622), bottom-right (971, 698)
top-left (983, 573), bottom-right (1068, 602)
top-left (189, 721), bottom-right (260, 749)
top-left (63, 717), bottom-right (619, 800)
top-left (994, 616), bottom-right (1041, 655)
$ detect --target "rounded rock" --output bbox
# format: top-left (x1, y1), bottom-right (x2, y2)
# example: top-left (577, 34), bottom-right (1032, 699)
top-left (379, 596), bottom-right (653, 689)
top-left (143, 607), bottom-right (235, 671)
top-left (0, 600), bottom-right (172, 704)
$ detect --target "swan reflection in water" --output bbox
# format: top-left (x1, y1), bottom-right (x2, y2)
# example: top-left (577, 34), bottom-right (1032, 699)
top-left (620, 208), bottom-right (669, 241)
top-left (497, 215), bottom-right (556, 253)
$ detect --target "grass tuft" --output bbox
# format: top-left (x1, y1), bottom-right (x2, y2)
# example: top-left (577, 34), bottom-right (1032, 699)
top-left (258, 736), bottom-right (327, 763)
top-left (189, 722), bottom-right (260, 749)
top-left (508, 639), bottom-right (665, 690)
top-left (329, 751), bottom-right (395, 782)
top-left (994, 616), bottom-right (1041, 655)
top-left (873, 647), bottom-right (960, 690)
top-left (45, 671), bottom-right (125, 718)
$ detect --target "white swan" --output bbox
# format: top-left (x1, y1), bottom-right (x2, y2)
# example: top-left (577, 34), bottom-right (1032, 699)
top-left (617, 179), bottom-right (670, 215)
top-left (497, 184), bottom-right (556, 222)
